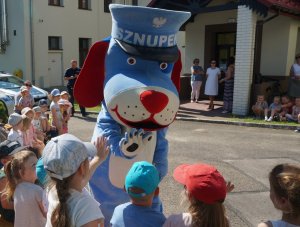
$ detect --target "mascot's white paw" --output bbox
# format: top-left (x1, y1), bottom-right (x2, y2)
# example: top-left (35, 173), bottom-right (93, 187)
top-left (120, 128), bottom-right (153, 157)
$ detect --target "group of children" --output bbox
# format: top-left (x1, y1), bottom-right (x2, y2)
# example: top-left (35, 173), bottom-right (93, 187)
top-left (0, 132), bottom-right (299, 227)
top-left (6, 87), bottom-right (73, 153)
top-left (252, 95), bottom-right (300, 128)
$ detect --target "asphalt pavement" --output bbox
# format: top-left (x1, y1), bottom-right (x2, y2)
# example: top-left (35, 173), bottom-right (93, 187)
top-left (68, 112), bottom-right (300, 227)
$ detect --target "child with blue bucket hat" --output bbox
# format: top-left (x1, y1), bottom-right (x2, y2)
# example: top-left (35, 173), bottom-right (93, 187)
top-left (110, 161), bottom-right (165, 227)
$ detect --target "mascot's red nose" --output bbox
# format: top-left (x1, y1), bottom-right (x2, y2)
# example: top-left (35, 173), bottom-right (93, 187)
top-left (140, 90), bottom-right (169, 114)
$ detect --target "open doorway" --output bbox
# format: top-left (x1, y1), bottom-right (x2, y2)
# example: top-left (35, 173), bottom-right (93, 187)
top-left (204, 23), bottom-right (236, 100)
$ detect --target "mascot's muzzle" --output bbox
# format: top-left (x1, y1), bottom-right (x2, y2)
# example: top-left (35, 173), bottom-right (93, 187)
top-left (107, 87), bottom-right (179, 131)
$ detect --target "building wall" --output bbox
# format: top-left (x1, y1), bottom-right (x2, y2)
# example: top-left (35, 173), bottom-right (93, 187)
top-left (260, 16), bottom-right (300, 76)
top-left (32, 0), bottom-right (112, 87)
top-left (185, 10), bottom-right (236, 74)
top-left (0, 0), bottom-right (28, 77)
top-left (0, 0), bottom-right (112, 87)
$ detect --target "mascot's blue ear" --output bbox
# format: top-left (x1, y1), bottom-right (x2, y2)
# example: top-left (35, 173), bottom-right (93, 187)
top-left (74, 40), bottom-right (109, 107)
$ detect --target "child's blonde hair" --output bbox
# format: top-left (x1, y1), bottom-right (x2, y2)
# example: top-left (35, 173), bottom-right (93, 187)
top-left (49, 176), bottom-right (73, 227)
top-left (184, 191), bottom-right (229, 227)
top-left (49, 159), bottom-right (88, 227)
top-left (21, 117), bottom-right (32, 132)
top-left (269, 164), bottom-right (300, 217)
top-left (4, 150), bottom-right (36, 201)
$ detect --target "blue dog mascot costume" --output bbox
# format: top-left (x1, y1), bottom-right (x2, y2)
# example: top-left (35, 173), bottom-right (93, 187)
top-left (74, 4), bottom-right (190, 226)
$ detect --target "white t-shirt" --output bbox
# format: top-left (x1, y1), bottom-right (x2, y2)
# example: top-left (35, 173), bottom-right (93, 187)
top-left (270, 220), bottom-right (300, 227)
top-left (163, 213), bottom-right (193, 227)
top-left (46, 187), bottom-right (104, 227)
top-left (14, 182), bottom-right (46, 227)
top-left (7, 129), bottom-right (23, 146)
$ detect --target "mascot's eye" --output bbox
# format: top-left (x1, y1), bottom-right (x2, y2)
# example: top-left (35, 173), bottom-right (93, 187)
top-left (127, 57), bottom-right (136, 65)
top-left (160, 62), bottom-right (168, 70)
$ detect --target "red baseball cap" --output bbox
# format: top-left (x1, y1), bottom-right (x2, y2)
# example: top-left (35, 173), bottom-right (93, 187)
top-left (173, 163), bottom-right (227, 204)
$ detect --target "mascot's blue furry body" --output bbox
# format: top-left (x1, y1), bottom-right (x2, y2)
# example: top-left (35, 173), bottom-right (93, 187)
top-left (74, 4), bottom-right (190, 226)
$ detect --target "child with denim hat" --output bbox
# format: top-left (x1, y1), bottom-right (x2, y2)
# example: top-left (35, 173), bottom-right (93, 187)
top-left (43, 134), bottom-right (109, 227)
top-left (163, 163), bottom-right (234, 227)
top-left (110, 161), bottom-right (166, 227)
top-left (7, 113), bottom-right (26, 146)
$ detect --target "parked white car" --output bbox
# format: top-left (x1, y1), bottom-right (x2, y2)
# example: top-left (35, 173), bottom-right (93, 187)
top-left (0, 91), bottom-right (14, 123)
top-left (0, 72), bottom-right (49, 105)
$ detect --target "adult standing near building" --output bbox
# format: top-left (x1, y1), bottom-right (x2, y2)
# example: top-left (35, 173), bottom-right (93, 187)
top-left (220, 57), bottom-right (235, 113)
top-left (190, 58), bottom-right (204, 103)
top-left (205, 60), bottom-right (221, 110)
top-left (289, 53), bottom-right (300, 98)
top-left (64, 60), bottom-right (87, 117)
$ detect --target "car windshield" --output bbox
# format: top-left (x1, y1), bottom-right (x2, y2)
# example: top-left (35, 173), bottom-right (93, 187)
top-left (0, 76), bottom-right (23, 89)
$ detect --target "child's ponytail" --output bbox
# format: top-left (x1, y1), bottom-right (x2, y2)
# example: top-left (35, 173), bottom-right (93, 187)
top-left (4, 161), bottom-right (17, 201)
top-left (270, 164), bottom-right (300, 217)
top-left (4, 150), bottom-right (36, 201)
top-left (51, 176), bottom-right (72, 227)
top-left (188, 196), bottom-right (229, 227)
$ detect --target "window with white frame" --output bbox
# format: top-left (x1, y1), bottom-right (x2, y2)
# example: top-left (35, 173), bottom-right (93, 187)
top-left (49, 0), bottom-right (63, 6)
top-left (48, 36), bottom-right (62, 50)
top-left (79, 0), bottom-right (91, 10)
top-left (104, 0), bottom-right (138, 12)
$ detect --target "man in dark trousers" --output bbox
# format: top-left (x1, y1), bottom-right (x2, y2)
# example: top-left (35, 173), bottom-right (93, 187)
top-left (64, 60), bottom-right (87, 117)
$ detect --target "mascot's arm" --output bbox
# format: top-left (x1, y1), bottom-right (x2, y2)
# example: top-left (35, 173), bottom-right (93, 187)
top-left (94, 105), bottom-right (127, 158)
top-left (96, 104), bottom-right (142, 159)
top-left (153, 128), bottom-right (169, 181)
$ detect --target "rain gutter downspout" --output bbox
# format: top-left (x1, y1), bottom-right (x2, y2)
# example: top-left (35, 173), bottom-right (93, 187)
top-left (29, 0), bottom-right (35, 84)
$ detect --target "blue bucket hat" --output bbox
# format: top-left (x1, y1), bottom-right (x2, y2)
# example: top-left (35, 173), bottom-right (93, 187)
top-left (38, 99), bottom-right (48, 106)
top-left (125, 161), bottom-right (159, 198)
top-left (50, 88), bottom-right (60, 97)
top-left (110, 4), bottom-right (191, 62)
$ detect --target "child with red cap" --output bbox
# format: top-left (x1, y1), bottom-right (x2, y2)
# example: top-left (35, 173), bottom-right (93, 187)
top-left (163, 163), bottom-right (234, 227)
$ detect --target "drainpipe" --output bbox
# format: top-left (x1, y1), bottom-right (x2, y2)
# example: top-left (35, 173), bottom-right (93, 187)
top-left (29, 0), bottom-right (35, 84)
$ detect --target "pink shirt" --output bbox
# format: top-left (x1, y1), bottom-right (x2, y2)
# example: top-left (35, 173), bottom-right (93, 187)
top-left (22, 124), bottom-right (36, 147)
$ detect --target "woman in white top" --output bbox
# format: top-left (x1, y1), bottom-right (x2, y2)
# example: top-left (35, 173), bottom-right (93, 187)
top-left (289, 54), bottom-right (300, 98)
top-left (204, 60), bottom-right (221, 110)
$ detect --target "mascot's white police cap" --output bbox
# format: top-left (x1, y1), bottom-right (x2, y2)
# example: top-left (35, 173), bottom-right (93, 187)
top-left (110, 4), bottom-right (191, 63)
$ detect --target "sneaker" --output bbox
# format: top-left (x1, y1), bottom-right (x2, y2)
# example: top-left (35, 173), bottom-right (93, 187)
top-left (195, 100), bottom-right (199, 103)
top-left (191, 100), bottom-right (194, 103)
top-left (264, 116), bottom-right (268, 121)
top-left (267, 117), bottom-right (273, 122)
top-left (295, 128), bottom-right (300, 133)
top-left (82, 113), bottom-right (89, 117)
top-left (222, 110), bottom-right (229, 114)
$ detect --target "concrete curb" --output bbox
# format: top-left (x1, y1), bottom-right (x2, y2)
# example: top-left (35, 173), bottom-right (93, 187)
top-left (80, 111), bottom-right (298, 131)
top-left (176, 116), bottom-right (299, 130)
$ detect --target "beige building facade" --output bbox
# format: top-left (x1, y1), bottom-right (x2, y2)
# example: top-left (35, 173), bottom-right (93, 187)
top-left (0, 0), bottom-right (185, 89)
top-left (150, 0), bottom-right (300, 115)
top-left (0, 0), bottom-right (112, 87)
